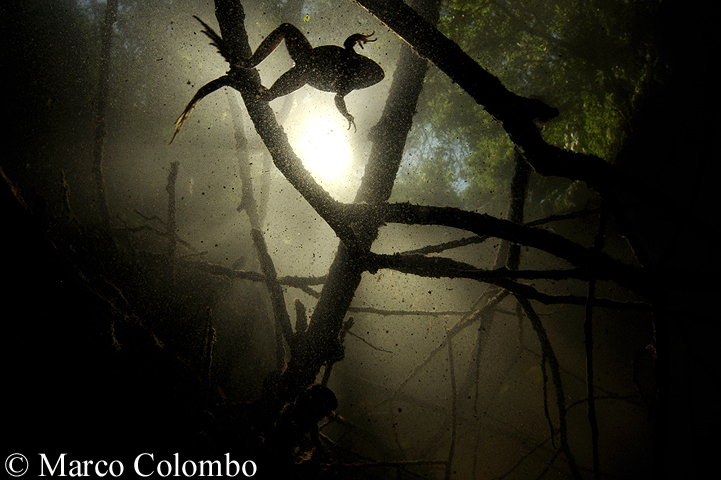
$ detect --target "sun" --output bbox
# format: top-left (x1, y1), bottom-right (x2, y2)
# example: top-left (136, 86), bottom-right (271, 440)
top-left (290, 113), bottom-right (352, 182)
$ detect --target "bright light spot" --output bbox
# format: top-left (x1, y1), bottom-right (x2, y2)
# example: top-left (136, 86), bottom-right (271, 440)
top-left (292, 115), bottom-right (352, 182)
top-left (285, 103), bottom-right (361, 201)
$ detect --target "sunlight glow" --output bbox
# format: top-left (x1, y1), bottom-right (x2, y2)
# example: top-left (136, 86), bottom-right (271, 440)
top-left (291, 114), bottom-right (352, 183)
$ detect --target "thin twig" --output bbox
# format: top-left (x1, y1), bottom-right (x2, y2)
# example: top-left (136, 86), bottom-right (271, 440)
top-left (515, 295), bottom-right (582, 480)
top-left (345, 330), bottom-right (393, 353)
top-left (251, 228), bottom-right (293, 367)
top-left (585, 207), bottom-right (608, 480)
top-left (165, 161), bottom-right (179, 261)
top-left (384, 288), bottom-right (510, 402)
top-left (445, 331), bottom-right (458, 480)
top-left (90, 0), bottom-right (117, 227)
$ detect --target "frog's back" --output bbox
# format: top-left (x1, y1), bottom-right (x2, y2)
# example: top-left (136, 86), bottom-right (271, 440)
top-left (302, 46), bottom-right (383, 94)
top-left (299, 46), bottom-right (347, 92)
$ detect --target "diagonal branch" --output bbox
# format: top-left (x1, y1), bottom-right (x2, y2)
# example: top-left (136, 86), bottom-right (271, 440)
top-left (515, 294), bottom-right (582, 479)
top-left (354, 0), bottom-right (557, 124)
top-left (353, 0), bottom-right (718, 243)
top-left (367, 252), bottom-right (651, 310)
top-left (251, 228), bottom-right (294, 354)
top-left (345, 202), bottom-right (650, 295)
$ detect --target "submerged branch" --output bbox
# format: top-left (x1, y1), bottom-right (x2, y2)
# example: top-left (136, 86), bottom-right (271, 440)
top-left (445, 332), bottom-right (458, 480)
top-left (345, 330), bottom-right (394, 353)
top-left (385, 288), bottom-right (511, 401)
top-left (516, 295), bottom-right (582, 480)
top-left (346, 202), bottom-right (657, 296)
top-left (585, 208), bottom-right (608, 480)
top-left (90, 0), bottom-right (118, 228)
top-left (165, 161), bottom-right (179, 261)
top-left (354, 0), bottom-right (718, 244)
top-left (251, 228), bottom-right (294, 360)
top-left (367, 252), bottom-right (651, 311)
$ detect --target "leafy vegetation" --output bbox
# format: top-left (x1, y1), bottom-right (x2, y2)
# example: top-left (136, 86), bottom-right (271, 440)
top-left (392, 0), bottom-right (659, 218)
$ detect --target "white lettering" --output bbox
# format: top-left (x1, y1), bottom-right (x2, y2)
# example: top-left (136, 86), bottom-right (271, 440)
top-left (68, 459), bottom-right (84, 477)
top-left (7, 456), bottom-right (27, 476)
top-left (225, 453), bottom-right (239, 477)
top-left (198, 460), bottom-right (221, 476)
top-left (134, 453), bottom-right (154, 478)
top-left (129, 453), bottom-right (255, 477)
top-left (39, 453), bottom-right (65, 477)
top-left (157, 459), bottom-right (172, 477)
top-left (95, 460), bottom-right (107, 478)
top-left (182, 459), bottom-right (197, 476)
top-left (242, 460), bottom-right (257, 477)
top-left (107, 460), bottom-right (124, 477)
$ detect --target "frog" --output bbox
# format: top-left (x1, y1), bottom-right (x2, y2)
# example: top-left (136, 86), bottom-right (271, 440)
top-left (171, 16), bottom-right (384, 143)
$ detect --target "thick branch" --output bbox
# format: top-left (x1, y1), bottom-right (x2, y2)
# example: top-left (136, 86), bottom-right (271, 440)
top-left (281, 0), bottom-right (442, 400)
top-left (353, 0), bottom-right (718, 243)
top-left (369, 252), bottom-right (651, 311)
top-left (347, 202), bottom-right (649, 295)
top-left (353, 0), bottom-right (557, 124)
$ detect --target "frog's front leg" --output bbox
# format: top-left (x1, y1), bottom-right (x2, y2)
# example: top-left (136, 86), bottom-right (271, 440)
top-left (244, 23), bottom-right (312, 68)
top-left (334, 94), bottom-right (356, 131)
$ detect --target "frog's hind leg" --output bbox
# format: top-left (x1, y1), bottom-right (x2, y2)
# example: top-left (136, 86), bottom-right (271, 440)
top-left (246, 23), bottom-right (312, 68)
top-left (170, 76), bottom-right (231, 144)
top-left (263, 66), bottom-right (307, 101)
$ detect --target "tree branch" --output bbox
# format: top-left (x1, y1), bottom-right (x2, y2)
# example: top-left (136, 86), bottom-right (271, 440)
top-left (353, 0), bottom-right (718, 243)
top-left (515, 295), bottom-right (582, 480)
top-left (346, 202), bottom-right (650, 295)
top-left (251, 228), bottom-right (294, 359)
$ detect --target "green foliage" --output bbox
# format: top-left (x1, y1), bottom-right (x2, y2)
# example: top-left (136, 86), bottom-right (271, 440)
top-left (392, 0), bottom-right (659, 217)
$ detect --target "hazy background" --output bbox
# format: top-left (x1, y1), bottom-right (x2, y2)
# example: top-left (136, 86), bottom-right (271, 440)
top-left (5, 0), bottom-right (718, 478)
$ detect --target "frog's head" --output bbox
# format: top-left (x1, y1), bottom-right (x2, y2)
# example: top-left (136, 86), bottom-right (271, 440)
top-left (342, 32), bottom-right (384, 90)
top-left (344, 32), bottom-right (377, 51)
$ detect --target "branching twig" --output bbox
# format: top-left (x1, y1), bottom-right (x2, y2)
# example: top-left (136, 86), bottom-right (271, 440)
top-left (525, 209), bottom-right (602, 228)
top-left (396, 208), bottom-right (600, 258)
top-left (346, 202), bottom-right (652, 296)
top-left (385, 288), bottom-right (510, 401)
top-left (226, 91), bottom-right (261, 229)
top-left (251, 228), bottom-right (293, 365)
top-left (515, 295), bottom-right (581, 480)
top-left (353, 0), bottom-right (718, 245)
top-left (368, 252), bottom-right (651, 310)
top-left (400, 235), bottom-right (491, 256)
top-left (348, 305), bottom-right (469, 317)
top-left (496, 393), bottom-right (644, 480)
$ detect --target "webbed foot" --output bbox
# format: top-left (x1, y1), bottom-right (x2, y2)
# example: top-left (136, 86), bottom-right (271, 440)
top-left (193, 16), bottom-right (251, 68)
top-left (170, 76), bottom-right (230, 144)
top-left (334, 94), bottom-right (357, 132)
top-left (347, 115), bottom-right (357, 132)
